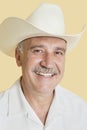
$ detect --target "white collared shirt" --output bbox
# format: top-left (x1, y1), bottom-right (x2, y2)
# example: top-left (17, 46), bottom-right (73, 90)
top-left (0, 79), bottom-right (87, 130)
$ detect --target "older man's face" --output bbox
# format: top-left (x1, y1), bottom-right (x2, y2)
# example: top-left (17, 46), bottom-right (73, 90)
top-left (16, 37), bottom-right (66, 94)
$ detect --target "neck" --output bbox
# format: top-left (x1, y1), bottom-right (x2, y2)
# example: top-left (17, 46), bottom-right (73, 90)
top-left (20, 78), bottom-right (54, 124)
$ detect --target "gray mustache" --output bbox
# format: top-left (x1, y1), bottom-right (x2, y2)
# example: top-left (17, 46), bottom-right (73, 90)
top-left (34, 66), bottom-right (59, 75)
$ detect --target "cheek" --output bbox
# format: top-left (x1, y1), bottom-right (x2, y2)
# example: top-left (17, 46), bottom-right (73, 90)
top-left (61, 60), bottom-right (65, 72)
top-left (56, 58), bottom-right (65, 72)
top-left (22, 55), bottom-right (41, 72)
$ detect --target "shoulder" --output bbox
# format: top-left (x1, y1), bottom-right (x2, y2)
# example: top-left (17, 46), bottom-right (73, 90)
top-left (0, 88), bottom-right (9, 116)
top-left (54, 85), bottom-right (87, 129)
top-left (0, 79), bottom-right (19, 100)
top-left (55, 85), bottom-right (87, 125)
top-left (56, 85), bottom-right (87, 108)
top-left (0, 79), bottom-right (20, 116)
top-left (56, 85), bottom-right (87, 103)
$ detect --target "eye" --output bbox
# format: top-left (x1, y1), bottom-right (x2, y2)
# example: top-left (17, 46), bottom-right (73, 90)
top-left (55, 51), bottom-right (64, 56)
top-left (32, 49), bottom-right (44, 54)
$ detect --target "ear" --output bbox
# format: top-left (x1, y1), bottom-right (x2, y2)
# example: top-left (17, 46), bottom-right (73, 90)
top-left (15, 48), bottom-right (22, 66)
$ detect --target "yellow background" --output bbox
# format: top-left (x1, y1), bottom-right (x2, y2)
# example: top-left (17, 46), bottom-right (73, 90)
top-left (0, 0), bottom-right (87, 101)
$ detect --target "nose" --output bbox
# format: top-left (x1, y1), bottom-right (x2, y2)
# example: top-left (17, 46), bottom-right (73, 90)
top-left (40, 53), bottom-right (55, 68)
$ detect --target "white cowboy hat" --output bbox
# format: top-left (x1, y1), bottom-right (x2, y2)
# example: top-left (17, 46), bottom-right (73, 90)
top-left (0, 3), bottom-right (85, 57)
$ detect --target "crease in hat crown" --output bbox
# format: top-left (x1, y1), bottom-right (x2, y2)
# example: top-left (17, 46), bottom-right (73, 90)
top-left (26, 3), bottom-right (65, 35)
top-left (0, 3), bottom-right (85, 57)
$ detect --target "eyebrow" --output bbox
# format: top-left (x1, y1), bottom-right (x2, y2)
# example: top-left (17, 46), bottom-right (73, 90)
top-left (55, 47), bottom-right (66, 52)
top-left (30, 45), bottom-right (45, 50)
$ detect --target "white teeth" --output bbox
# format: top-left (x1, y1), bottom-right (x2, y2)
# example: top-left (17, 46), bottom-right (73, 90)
top-left (36, 72), bottom-right (53, 77)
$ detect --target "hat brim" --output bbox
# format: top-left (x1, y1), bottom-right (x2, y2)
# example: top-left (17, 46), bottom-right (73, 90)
top-left (0, 17), bottom-right (85, 57)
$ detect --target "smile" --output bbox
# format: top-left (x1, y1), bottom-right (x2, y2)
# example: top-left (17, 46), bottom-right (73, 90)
top-left (33, 66), bottom-right (58, 78)
top-left (35, 71), bottom-right (56, 77)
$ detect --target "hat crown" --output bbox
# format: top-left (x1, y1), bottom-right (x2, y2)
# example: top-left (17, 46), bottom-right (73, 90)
top-left (26, 3), bottom-right (65, 35)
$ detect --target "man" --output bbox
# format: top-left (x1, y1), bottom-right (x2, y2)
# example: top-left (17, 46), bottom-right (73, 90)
top-left (0, 3), bottom-right (87, 130)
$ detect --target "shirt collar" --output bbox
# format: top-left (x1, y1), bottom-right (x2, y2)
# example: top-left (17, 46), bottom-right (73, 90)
top-left (7, 79), bottom-right (28, 116)
top-left (7, 79), bottom-right (65, 122)
top-left (45, 86), bottom-right (65, 126)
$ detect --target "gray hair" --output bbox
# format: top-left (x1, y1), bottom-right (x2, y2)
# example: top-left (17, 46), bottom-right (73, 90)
top-left (17, 41), bottom-right (24, 53)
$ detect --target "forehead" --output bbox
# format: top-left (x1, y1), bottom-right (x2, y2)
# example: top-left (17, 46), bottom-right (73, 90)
top-left (23, 36), bottom-right (67, 48)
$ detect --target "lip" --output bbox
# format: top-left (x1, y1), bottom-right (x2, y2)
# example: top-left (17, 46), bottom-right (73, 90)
top-left (35, 71), bottom-right (56, 78)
